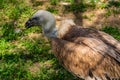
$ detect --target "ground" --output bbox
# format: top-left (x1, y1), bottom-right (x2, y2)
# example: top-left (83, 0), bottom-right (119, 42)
top-left (0, 0), bottom-right (120, 80)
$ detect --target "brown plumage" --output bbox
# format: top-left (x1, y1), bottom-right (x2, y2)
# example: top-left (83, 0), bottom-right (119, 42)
top-left (25, 10), bottom-right (120, 80)
top-left (52, 26), bottom-right (120, 80)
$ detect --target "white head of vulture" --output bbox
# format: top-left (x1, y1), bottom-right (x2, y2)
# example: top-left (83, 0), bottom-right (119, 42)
top-left (25, 10), bottom-right (120, 80)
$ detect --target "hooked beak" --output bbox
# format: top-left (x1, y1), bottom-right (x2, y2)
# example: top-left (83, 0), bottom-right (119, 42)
top-left (25, 19), bottom-right (34, 28)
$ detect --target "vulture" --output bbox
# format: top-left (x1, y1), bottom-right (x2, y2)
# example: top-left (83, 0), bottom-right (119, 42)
top-left (25, 10), bottom-right (120, 80)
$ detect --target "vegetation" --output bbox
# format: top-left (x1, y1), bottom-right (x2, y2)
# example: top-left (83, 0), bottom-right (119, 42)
top-left (102, 26), bottom-right (120, 40)
top-left (0, 0), bottom-right (120, 80)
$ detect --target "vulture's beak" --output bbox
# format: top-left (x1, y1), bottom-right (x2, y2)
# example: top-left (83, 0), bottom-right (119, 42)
top-left (25, 19), bottom-right (33, 28)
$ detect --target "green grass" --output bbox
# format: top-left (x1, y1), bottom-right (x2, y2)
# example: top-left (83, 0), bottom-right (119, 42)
top-left (50, 0), bottom-right (59, 5)
top-left (0, 0), bottom-right (77, 80)
top-left (102, 26), bottom-right (120, 40)
top-left (0, 0), bottom-right (120, 80)
top-left (47, 7), bottom-right (58, 14)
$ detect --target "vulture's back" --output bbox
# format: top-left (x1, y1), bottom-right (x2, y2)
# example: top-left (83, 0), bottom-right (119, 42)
top-left (51, 20), bottom-right (120, 80)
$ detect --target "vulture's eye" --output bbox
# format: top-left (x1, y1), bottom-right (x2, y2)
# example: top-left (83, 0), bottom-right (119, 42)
top-left (32, 17), bottom-right (39, 20)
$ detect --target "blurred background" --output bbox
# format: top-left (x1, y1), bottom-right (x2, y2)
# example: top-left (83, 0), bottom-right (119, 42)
top-left (0, 0), bottom-right (120, 80)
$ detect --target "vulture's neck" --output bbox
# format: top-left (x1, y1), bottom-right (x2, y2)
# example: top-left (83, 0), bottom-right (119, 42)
top-left (44, 19), bottom-right (75, 39)
top-left (43, 20), bottom-right (57, 38)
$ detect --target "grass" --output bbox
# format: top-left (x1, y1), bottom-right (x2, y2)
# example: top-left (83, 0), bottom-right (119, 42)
top-left (0, 0), bottom-right (120, 80)
top-left (50, 0), bottom-right (59, 5)
top-left (0, 0), bottom-right (76, 80)
top-left (47, 7), bottom-right (58, 14)
top-left (102, 26), bottom-right (120, 40)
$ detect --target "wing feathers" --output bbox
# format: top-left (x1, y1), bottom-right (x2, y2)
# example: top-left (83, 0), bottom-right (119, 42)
top-left (81, 37), bottom-right (120, 63)
top-left (61, 27), bottom-right (120, 63)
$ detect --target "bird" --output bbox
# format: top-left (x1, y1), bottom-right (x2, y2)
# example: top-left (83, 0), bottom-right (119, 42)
top-left (25, 10), bottom-right (120, 80)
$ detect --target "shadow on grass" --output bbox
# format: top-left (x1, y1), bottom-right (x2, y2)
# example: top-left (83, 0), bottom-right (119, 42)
top-left (0, 41), bottom-right (79, 80)
top-left (61, 0), bottom-right (120, 28)
top-left (0, 22), bottom-right (21, 41)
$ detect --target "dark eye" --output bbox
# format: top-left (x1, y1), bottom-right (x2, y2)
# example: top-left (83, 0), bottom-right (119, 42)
top-left (32, 17), bottom-right (38, 20)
